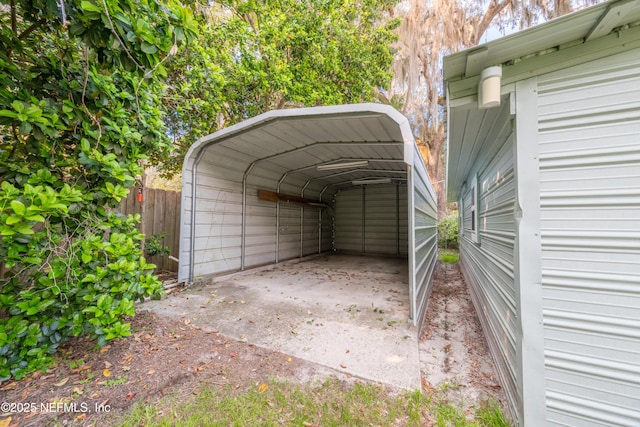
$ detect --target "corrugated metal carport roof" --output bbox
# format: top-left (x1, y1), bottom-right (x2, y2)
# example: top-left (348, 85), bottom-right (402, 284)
top-left (183, 103), bottom-right (418, 198)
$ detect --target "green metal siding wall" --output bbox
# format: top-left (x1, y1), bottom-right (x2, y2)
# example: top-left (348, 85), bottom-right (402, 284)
top-left (537, 47), bottom-right (640, 426)
top-left (458, 103), bottom-right (519, 423)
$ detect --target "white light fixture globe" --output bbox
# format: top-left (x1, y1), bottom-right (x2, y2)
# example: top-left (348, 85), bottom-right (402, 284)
top-left (478, 66), bottom-right (502, 109)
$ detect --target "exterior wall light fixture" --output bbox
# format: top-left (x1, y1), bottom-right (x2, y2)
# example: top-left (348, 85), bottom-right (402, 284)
top-left (478, 66), bottom-right (502, 109)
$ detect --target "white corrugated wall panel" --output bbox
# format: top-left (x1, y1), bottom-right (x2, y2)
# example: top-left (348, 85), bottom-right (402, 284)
top-left (335, 188), bottom-right (364, 252)
top-left (320, 204), bottom-right (333, 253)
top-left (191, 175), bottom-right (245, 279)
top-left (537, 47), bottom-right (640, 426)
top-left (364, 184), bottom-right (400, 254)
top-left (335, 185), bottom-right (408, 255)
top-left (277, 205), bottom-right (302, 261)
top-left (459, 126), bottom-right (519, 423)
top-left (302, 207), bottom-right (320, 256)
top-left (410, 145), bottom-right (437, 325)
top-left (398, 186), bottom-right (409, 256)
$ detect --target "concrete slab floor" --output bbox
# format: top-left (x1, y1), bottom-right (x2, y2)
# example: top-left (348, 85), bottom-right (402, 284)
top-left (142, 253), bottom-right (422, 390)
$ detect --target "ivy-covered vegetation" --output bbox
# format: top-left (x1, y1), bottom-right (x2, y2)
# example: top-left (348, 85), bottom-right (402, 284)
top-left (0, 0), bottom-right (195, 380)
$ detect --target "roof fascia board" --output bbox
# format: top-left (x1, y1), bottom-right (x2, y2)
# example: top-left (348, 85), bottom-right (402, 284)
top-left (447, 23), bottom-right (640, 100)
top-left (464, 47), bottom-right (489, 77)
top-left (443, 0), bottom-right (616, 81)
top-left (586, 0), bottom-right (638, 41)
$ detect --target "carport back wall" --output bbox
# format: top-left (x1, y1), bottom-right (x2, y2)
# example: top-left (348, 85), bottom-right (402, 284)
top-left (334, 184), bottom-right (409, 255)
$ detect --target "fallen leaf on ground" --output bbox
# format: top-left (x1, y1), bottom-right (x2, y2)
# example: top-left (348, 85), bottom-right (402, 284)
top-left (0, 382), bottom-right (17, 391)
top-left (21, 387), bottom-right (32, 399)
top-left (54, 377), bottom-right (69, 387)
top-left (103, 369), bottom-right (111, 377)
top-left (258, 383), bottom-right (268, 393)
top-left (147, 369), bottom-right (156, 375)
top-left (99, 345), bottom-right (110, 354)
top-left (340, 364), bottom-right (347, 369)
top-left (0, 416), bottom-right (11, 427)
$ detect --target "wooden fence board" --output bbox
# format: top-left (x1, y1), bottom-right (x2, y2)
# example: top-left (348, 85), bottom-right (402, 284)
top-left (119, 188), bottom-right (180, 273)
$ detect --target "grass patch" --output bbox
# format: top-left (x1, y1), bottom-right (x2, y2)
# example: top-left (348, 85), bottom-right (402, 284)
top-left (439, 249), bottom-right (460, 263)
top-left (118, 379), bottom-right (511, 426)
top-left (476, 399), bottom-right (512, 427)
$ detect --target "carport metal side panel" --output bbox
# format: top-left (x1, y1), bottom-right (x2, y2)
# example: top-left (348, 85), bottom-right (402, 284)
top-left (410, 144), bottom-right (438, 327)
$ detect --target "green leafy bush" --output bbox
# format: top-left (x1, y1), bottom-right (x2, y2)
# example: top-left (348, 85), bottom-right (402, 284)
top-left (438, 214), bottom-right (459, 249)
top-left (0, 0), bottom-right (194, 380)
top-left (145, 232), bottom-right (171, 257)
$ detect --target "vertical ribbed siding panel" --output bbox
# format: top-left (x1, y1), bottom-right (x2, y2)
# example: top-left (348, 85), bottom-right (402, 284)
top-left (277, 205), bottom-right (302, 261)
top-left (190, 153), bottom-right (247, 279)
top-left (334, 188), bottom-right (364, 252)
top-left (411, 146), bottom-right (437, 326)
top-left (302, 207), bottom-right (319, 256)
top-left (335, 185), bottom-right (408, 255)
top-left (398, 184), bottom-right (409, 256)
top-left (364, 184), bottom-right (400, 254)
top-left (320, 205), bottom-right (333, 252)
top-left (244, 183), bottom-right (277, 268)
top-left (459, 134), bottom-right (518, 422)
top-left (537, 48), bottom-right (640, 426)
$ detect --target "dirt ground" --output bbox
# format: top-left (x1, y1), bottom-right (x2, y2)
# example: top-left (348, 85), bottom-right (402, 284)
top-left (0, 261), bottom-right (507, 426)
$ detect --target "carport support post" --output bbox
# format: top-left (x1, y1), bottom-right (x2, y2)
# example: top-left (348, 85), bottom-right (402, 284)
top-left (276, 200), bottom-right (280, 263)
top-left (319, 186), bottom-right (329, 253)
top-left (242, 163), bottom-right (257, 270)
top-left (361, 185), bottom-right (366, 253)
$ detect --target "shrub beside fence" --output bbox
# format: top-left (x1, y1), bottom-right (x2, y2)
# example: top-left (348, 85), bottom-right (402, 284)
top-left (119, 188), bottom-right (181, 272)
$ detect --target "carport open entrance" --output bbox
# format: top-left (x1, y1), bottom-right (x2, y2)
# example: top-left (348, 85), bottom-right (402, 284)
top-left (179, 104), bottom-right (437, 327)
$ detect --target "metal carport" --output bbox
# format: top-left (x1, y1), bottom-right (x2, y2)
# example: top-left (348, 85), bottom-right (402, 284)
top-left (179, 103), bottom-right (437, 326)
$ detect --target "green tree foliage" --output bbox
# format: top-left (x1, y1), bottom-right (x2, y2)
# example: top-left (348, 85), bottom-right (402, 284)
top-left (0, 0), bottom-right (194, 380)
top-left (437, 213), bottom-right (459, 249)
top-left (156, 0), bottom-right (400, 175)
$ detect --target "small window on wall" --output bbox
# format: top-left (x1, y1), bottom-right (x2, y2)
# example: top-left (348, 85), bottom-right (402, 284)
top-left (470, 176), bottom-right (478, 243)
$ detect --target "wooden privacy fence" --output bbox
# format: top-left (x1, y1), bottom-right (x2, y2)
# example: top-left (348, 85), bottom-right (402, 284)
top-left (119, 188), bottom-right (181, 273)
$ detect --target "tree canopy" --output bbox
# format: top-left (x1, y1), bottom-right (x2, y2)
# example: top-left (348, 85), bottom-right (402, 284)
top-left (155, 0), bottom-right (400, 175)
top-left (389, 0), bottom-right (600, 215)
